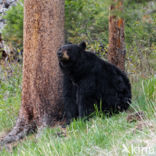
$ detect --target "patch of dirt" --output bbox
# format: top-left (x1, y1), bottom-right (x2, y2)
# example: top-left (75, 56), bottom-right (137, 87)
top-left (0, 130), bottom-right (9, 141)
top-left (127, 111), bottom-right (146, 123)
top-left (135, 120), bottom-right (153, 131)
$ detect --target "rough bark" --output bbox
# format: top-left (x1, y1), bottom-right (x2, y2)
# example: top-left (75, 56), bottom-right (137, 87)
top-left (108, 0), bottom-right (126, 71)
top-left (0, 0), bottom-right (64, 145)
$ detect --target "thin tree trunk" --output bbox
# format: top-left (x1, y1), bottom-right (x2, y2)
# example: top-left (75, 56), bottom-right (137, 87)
top-left (0, 0), bottom-right (64, 145)
top-left (108, 0), bottom-right (126, 71)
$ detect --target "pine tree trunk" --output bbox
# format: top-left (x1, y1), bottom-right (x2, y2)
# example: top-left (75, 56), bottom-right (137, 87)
top-left (0, 0), bottom-right (64, 145)
top-left (108, 0), bottom-right (126, 71)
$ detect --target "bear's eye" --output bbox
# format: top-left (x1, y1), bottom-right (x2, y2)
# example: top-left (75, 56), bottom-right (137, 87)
top-left (67, 48), bottom-right (71, 52)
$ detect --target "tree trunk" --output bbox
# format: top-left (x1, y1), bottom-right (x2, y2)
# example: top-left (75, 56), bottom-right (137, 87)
top-left (108, 0), bottom-right (126, 71)
top-left (0, 0), bottom-right (64, 145)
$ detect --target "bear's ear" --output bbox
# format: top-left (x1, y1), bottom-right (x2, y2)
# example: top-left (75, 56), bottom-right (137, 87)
top-left (79, 41), bottom-right (86, 51)
top-left (65, 42), bottom-right (72, 45)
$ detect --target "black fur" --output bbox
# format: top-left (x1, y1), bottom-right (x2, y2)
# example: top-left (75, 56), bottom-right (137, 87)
top-left (57, 42), bottom-right (131, 122)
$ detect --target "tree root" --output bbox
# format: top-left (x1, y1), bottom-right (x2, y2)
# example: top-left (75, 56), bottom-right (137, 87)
top-left (0, 118), bottom-right (36, 146)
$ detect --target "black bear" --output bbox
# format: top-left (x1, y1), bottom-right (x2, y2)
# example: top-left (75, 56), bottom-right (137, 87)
top-left (57, 42), bottom-right (131, 122)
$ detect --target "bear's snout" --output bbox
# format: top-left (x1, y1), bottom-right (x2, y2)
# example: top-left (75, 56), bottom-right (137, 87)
top-left (57, 49), bottom-right (70, 61)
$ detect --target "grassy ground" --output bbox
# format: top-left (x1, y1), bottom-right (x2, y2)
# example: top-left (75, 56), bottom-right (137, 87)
top-left (0, 63), bottom-right (156, 156)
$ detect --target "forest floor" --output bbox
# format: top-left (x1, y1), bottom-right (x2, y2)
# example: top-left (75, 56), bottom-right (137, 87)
top-left (0, 63), bottom-right (156, 156)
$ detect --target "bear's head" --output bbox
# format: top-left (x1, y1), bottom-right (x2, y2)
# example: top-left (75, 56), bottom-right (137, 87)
top-left (57, 42), bottom-right (86, 66)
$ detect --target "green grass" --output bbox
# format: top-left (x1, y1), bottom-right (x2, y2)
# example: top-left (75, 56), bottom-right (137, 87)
top-left (0, 63), bottom-right (156, 156)
top-left (0, 63), bottom-right (22, 132)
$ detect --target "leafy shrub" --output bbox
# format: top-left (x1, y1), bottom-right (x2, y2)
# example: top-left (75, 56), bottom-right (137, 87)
top-left (2, 0), bottom-right (24, 51)
top-left (65, 0), bottom-right (110, 51)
